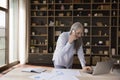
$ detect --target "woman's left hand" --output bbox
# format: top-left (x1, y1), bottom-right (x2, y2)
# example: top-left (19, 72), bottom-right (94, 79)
top-left (82, 66), bottom-right (93, 72)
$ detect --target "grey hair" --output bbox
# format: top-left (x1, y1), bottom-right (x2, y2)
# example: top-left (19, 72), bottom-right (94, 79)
top-left (70, 22), bottom-right (84, 53)
top-left (70, 22), bottom-right (84, 33)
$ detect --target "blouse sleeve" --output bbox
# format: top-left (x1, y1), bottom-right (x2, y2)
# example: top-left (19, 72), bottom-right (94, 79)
top-left (54, 32), bottom-right (73, 57)
top-left (77, 46), bottom-right (86, 68)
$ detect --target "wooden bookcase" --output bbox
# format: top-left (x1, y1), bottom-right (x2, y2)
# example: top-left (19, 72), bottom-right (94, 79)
top-left (111, 0), bottom-right (120, 62)
top-left (27, 0), bottom-right (120, 66)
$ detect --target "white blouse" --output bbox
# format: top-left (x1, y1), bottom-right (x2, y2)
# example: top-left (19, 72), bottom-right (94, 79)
top-left (52, 32), bottom-right (86, 68)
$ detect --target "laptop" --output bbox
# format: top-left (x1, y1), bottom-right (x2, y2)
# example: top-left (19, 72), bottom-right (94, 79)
top-left (86, 60), bottom-right (114, 75)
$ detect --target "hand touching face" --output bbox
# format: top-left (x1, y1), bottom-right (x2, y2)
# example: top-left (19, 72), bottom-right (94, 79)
top-left (69, 29), bottom-right (83, 44)
top-left (74, 29), bottom-right (83, 39)
top-left (68, 30), bottom-right (77, 44)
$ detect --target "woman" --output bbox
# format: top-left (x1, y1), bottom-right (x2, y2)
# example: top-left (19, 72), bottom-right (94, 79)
top-left (52, 22), bottom-right (91, 71)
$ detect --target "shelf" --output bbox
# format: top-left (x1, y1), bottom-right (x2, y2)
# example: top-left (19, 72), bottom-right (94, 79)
top-left (73, 16), bottom-right (91, 17)
top-left (91, 54), bottom-right (109, 56)
top-left (92, 35), bottom-right (109, 37)
top-left (30, 44), bottom-right (47, 46)
top-left (28, 0), bottom-right (120, 66)
top-left (112, 55), bottom-right (120, 58)
top-left (54, 3), bottom-right (72, 4)
top-left (56, 15), bottom-right (72, 17)
top-left (31, 34), bottom-right (48, 36)
top-left (55, 9), bottom-right (72, 11)
top-left (31, 16), bottom-right (48, 17)
top-left (31, 3), bottom-right (47, 5)
top-left (31, 26), bottom-right (48, 27)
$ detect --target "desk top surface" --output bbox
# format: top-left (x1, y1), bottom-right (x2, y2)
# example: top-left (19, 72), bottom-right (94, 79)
top-left (0, 66), bottom-right (120, 80)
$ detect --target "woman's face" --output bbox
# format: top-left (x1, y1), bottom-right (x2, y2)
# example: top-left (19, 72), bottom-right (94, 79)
top-left (75, 28), bottom-right (83, 39)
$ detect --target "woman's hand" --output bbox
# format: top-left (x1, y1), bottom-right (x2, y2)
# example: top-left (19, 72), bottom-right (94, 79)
top-left (82, 66), bottom-right (93, 72)
top-left (68, 30), bottom-right (77, 44)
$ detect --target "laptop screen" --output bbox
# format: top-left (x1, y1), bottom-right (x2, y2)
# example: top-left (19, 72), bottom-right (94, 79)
top-left (92, 60), bottom-right (114, 75)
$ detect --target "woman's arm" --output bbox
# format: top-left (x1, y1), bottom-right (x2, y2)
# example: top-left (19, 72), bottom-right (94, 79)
top-left (55, 32), bottom-right (73, 57)
top-left (77, 46), bottom-right (86, 68)
top-left (77, 46), bottom-right (92, 71)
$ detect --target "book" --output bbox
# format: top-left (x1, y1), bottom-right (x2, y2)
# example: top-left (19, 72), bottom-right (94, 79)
top-left (22, 68), bottom-right (47, 73)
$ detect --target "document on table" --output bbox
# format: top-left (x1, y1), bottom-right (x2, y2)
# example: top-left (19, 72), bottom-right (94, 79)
top-left (30, 69), bottom-right (81, 80)
top-left (51, 69), bottom-right (81, 76)
top-left (21, 68), bottom-right (46, 73)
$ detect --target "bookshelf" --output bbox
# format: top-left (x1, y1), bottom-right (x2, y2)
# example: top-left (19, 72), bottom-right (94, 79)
top-left (27, 0), bottom-right (120, 66)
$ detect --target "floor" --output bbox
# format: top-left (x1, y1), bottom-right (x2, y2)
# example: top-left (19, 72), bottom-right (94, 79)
top-left (0, 64), bottom-right (25, 77)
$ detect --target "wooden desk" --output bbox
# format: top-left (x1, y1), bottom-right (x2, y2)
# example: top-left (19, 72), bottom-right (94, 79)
top-left (0, 66), bottom-right (120, 80)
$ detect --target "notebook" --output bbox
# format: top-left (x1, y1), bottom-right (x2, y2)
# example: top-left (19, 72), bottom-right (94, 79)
top-left (86, 60), bottom-right (114, 75)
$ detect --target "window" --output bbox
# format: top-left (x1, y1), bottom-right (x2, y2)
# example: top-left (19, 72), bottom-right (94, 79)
top-left (0, 11), bottom-right (6, 66)
top-left (0, 0), bottom-right (8, 67)
top-left (0, 0), bottom-right (7, 8)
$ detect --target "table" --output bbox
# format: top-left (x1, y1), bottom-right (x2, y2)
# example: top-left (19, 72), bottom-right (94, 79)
top-left (0, 66), bottom-right (120, 80)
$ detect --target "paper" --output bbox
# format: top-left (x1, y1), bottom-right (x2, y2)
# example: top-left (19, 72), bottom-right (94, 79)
top-left (22, 68), bottom-right (46, 73)
top-left (51, 69), bottom-right (81, 76)
top-left (30, 72), bottom-right (79, 80)
top-left (30, 69), bottom-right (80, 80)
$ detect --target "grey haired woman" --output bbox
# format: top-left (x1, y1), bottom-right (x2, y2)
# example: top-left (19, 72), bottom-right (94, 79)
top-left (52, 22), bottom-right (92, 71)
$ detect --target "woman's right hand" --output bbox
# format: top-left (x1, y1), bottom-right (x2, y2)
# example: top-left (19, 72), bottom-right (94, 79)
top-left (68, 30), bottom-right (77, 44)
